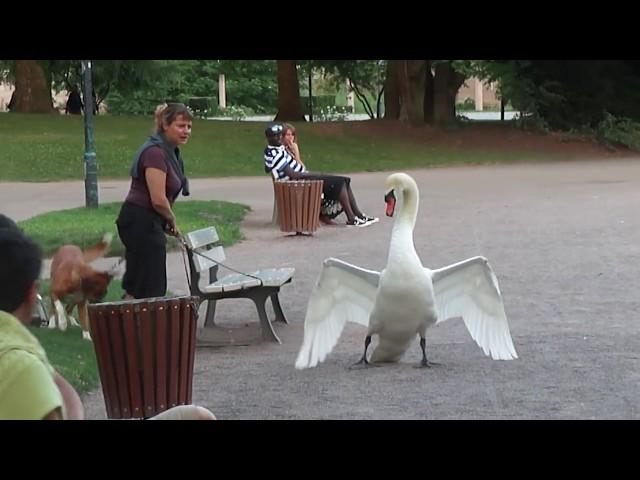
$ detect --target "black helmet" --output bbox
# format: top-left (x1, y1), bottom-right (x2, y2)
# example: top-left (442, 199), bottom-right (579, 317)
top-left (265, 123), bottom-right (283, 137)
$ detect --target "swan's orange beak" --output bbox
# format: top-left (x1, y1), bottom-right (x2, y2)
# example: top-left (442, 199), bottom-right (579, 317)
top-left (384, 190), bottom-right (396, 217)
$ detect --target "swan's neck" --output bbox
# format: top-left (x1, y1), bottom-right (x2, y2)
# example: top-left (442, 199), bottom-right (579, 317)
top-left (388, 186), bottom-right (421, 267)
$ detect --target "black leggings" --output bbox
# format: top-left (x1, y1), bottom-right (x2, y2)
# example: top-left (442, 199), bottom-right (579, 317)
top-left (303, 174), bottom-right (351, 201)
top-left (116, 202), bottom-right (167, 299)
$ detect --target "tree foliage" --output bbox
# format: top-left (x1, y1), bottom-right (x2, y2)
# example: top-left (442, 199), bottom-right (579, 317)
top-left (308, 60), bottom-right (386, 118)
top-left (106, 60), bottom-right (277, 115)
top-left (478, 60), bottom-right (640, 130)
top-left (48, 60), bottom-right (162, 108)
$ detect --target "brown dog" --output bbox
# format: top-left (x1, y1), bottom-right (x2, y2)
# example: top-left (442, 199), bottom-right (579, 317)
top-left (48, 233), bottom-right (114, 341)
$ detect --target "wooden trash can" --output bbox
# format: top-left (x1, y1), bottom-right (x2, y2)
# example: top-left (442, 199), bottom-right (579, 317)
top-left (274, 180), bottom-right (323, 235)
top-left (88, 295), bottom-right (199, 419)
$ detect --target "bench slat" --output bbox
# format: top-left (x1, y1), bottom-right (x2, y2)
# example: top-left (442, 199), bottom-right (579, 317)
top-left (202, 268), bottom-right (295, 293)
top-left (192, 246), bottom-right (226, 273)
top-left (203, 274), bottom-right (261, 293)
top-left (185, 227), bottom-right (219, 250)
top-left (253, 268), bottom-right (295, 287)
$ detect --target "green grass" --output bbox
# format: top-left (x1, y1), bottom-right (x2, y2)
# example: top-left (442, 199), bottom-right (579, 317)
top-left (17, 199), bottom-right (249, 257)
top-left (28, 278), bottom-right (128, 394)
top-left (0, 113), bottom-right (555, 182)
top-left (31, 278), bottom-right (177, 394)
top-left (28, 325), bottom-right (100, 394)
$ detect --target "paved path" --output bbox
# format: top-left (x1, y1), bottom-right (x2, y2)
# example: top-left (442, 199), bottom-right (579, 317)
top-left (2, 158), bottom-right (639, 419)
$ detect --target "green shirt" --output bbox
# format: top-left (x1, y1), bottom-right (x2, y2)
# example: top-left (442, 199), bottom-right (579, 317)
top-left (0, 310), bottom-right (64, 420)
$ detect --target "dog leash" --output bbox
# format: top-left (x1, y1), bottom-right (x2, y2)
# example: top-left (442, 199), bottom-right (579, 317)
top-left (177, 237), bottom-right (193, 292)
top-left (110, 257), bottom-right (126, 270)
top-left (176, 235), bottom-right (263, 293)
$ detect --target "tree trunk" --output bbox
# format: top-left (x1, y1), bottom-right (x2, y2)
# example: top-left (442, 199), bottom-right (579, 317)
top-left (433, 62), bottom-right (465, 126)
top-left (274, 60), bottom-right (305, 122)
top-left (384, 60), bottom-right (400, 119)
top-left (423, 61), bottom-right (434, 124)
top-left (396, 60), bottom-right (410, 122)
top-left (12, 60), bottom-right (55, 113)
top-left (406, 60), bottom-right (426, 124)
top-left (395, 60), bottom-right (426, 124)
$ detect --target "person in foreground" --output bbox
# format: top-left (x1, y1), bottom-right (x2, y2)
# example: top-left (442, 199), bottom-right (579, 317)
top-left (0, 216), bottom-right (215, 420)
top-left (0, 225), bottom-right (85, 419)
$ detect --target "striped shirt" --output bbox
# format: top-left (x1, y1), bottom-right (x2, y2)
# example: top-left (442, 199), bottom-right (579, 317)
top-left (264, 145), bottom-right (305, 180)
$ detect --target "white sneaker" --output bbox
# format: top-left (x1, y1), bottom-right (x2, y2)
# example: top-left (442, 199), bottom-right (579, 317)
top-left (360, 217), bottom-right (380, 225)
top-left (356, 215), bottom-right (379, 227)
top-left (346, 217), bottom-right (368, 227)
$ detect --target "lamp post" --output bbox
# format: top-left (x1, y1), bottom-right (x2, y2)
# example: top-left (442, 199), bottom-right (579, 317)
top-left (308, 63), bottom-right (313, 123)
top-left (81, 60), bottom-right (98, 208)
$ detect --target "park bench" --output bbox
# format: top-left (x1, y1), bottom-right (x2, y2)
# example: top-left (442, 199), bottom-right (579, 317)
top-left (184, 226), bottom-right (294, 344)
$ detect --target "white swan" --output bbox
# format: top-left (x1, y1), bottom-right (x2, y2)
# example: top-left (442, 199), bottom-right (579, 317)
top-left (295, 172), bottom-right (517, 369)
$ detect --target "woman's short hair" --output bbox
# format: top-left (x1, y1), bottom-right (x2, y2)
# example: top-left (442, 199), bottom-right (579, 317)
top-left (154, 103), bottom-right (194, 134)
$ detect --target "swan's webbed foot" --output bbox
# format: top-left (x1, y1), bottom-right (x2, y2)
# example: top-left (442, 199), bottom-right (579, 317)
top-left (414, 359), bottom-right (441, 369)
top-left (349, 335), bottom-right (381, 369)
top-left (416, 337), bottom-right (440, 368)
top-left (349, 356), bottom-right (382, 370)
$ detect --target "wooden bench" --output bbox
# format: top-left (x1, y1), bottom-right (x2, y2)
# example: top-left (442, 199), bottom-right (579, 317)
top-left (184, 226), bottom-right (294, 344)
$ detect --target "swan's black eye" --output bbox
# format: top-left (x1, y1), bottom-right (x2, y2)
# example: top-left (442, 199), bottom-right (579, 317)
top-left (384, 190), bottom-right (395, 204)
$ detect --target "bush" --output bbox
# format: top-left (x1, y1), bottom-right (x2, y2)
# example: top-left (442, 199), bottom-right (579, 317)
top-left (216, 105), bottom-right (254, 121)
top-left (301, 95), bottom-right (336, 115)
top-left (188, 97), bottom-right (216, 118)
top-left (515, 113), bottom-right (551, 134)
top-left (456, 97), bottom-right (476, 111)
top-left (105, 92), bottom-right (189, 116)
top-left (594, 112), bottom-right (640, 151)
top-left (316, 105), bottom-right (349, 122)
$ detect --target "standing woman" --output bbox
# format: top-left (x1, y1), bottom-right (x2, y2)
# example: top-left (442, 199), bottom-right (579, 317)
top-left (116, 103), bottom-right (193, 299)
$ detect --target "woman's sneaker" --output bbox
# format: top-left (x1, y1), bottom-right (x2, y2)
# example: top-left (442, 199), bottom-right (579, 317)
top-left (346, 216), bottom-right (378, 227)
top-left (346, 217), bottom-right (368, 227)
top-left (357, 214), bottom-right (379, 226)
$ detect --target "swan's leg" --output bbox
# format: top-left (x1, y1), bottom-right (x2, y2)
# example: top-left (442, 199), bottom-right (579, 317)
top-left (416, 337), bottom-right (441, 368)
top-left (349, 335), bottom-right (381, 369)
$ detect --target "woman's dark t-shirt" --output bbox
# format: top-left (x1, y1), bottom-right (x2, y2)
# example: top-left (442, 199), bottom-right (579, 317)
top-left (125, 146), bottom-right (182, 209)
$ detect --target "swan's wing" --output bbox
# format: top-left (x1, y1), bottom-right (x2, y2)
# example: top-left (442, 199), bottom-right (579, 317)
top-left (430, 256), bottom-right (517, 360)
top-left (295, 258), bottom-right (380, 369)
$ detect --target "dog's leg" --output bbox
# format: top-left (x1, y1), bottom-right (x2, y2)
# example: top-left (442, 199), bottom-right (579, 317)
top-left (48, 295), bottom-right (58, 329)
top-left (53, 299), bottom-right (68, 331)
top-left (78, 302), bottom-right (91, 341)
top-left (65, 303), bottom-right (80, 327)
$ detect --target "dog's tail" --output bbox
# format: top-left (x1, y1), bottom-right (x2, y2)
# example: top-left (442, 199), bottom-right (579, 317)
top-left (83, 233), bottom-right (113, 263)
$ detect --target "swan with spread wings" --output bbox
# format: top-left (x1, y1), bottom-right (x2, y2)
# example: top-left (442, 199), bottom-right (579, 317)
top-left (295, 172), bottom-right (517, 369)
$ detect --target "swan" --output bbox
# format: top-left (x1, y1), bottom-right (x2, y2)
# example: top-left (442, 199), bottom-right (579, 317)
top-left (295, 172), bottom-right (517, 369)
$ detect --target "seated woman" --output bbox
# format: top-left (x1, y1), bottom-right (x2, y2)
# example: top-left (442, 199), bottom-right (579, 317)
top-left (263, 123), bottom-right (377, 227)
top-left (280, 123), bottom-right (341, 224)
